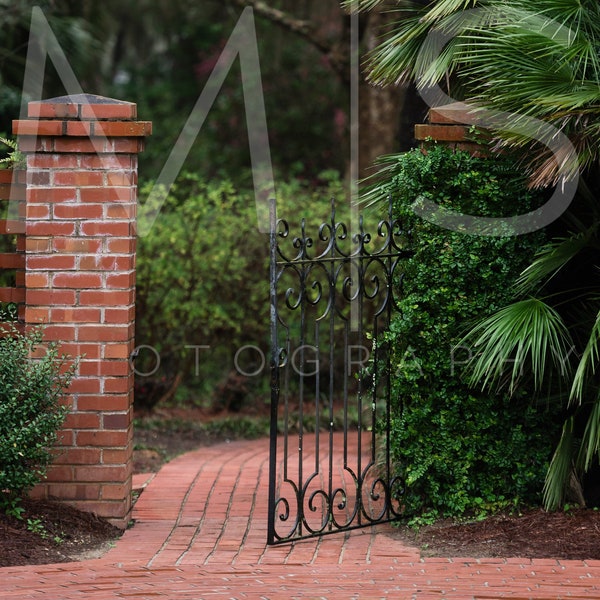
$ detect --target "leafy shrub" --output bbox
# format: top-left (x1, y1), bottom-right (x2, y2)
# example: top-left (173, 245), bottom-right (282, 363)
top-left (366, 144), bottom-right (561, 521)
top-left (0, 136), bottom-right (25, 169)
top-left (0, 327), bottom-right (73, 508)
top-left (135, 173), bottom-right (347, 409)
top-left (0, 302), bottom-right (18, 322)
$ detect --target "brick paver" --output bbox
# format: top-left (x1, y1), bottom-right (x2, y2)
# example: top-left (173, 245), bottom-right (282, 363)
top-left (2, 435), bottom-right (600, 598)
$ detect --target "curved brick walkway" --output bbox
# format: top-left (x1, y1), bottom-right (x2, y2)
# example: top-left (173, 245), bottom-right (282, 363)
top-left (3, 435), bottom-right (600, 599)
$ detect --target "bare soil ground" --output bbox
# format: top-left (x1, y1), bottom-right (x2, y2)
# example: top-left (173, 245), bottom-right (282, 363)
top-left (2, 407), bottom-right (600, 567)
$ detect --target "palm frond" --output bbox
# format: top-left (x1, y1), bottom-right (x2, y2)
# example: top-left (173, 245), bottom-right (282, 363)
top-left (367, 16), bottom-right (432, 85)
top-left (515, 232), bottom-right (591, 295)
top-left (460, 9), bottom-right (600, 107)
top-left (570, 308), bottom-right (600, 404)
top-left (369, 6), bottom-right (496, 86)
top-left (543, 415), bottom-right (577, 510)
top-left (418, 0), bottom-right (479, 24)
top-left (340, 0), bottom-right (388, 11)
top-left (463, 298), bottom-right (572, 394)
top-left (577, 396), bottom-right (600, 471)
top-left (357, 153), bottom-right (405, 209)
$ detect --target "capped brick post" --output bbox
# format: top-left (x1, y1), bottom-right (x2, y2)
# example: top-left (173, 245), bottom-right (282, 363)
top-left (13, 94), bottom-right (151, 526)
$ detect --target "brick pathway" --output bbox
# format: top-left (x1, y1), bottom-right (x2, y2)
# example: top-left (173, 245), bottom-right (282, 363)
top-left (3, 435), bottom-right (600, 599)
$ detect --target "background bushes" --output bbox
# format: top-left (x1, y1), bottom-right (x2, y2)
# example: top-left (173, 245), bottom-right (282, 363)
top-left (134, 172), bottom-right (348, 410)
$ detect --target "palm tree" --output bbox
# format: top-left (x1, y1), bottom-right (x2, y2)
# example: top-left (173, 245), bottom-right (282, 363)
top-left (350, 0), bottom-right (600, 508)
top-left (350, 0), bottom-right (600, 184)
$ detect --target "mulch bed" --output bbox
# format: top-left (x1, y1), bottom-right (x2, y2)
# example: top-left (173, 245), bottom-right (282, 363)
top-left (0, 498), bottom-right (122, 567)
top-left (391, 507), bottom-right (600, 560)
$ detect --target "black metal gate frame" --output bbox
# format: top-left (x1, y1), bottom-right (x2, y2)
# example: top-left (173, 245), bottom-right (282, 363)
top-left (267, 197), bottom-right (411, 544)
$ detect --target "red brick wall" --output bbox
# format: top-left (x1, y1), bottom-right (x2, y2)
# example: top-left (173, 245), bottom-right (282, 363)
top-left (12, 94), bottom-right (151, 526)
top-left (415, 102), bottom-right (488, 155)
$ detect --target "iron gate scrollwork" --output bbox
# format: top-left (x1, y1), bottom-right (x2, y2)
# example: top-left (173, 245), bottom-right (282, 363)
top-left (267, 197), bottom-right (412, 544)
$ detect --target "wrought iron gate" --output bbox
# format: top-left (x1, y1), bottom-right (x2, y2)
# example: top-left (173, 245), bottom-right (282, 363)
top-left (267, 197), bottom-right (412, 544)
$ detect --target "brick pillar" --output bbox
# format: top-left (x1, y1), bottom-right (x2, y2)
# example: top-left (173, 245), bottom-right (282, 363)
top-left (414, 102), bottom-right (488, 155)
top-left (13, 94), bottom-right (151, 526)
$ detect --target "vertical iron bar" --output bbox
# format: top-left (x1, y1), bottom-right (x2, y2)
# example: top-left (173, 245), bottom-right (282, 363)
top-left (356, 240), bottom-right (365, 525)
top-left (328, 200), bottom-right (338, 532)
top-left (343, 319), bottom-right (349, 467)
top-left (349, 4), bottom-right (360, 331)
top-left (385, 194), bottom-right (395, 520)
top-left (297, 222), bottom-right (308, 538)
top-left (314, 321), bottom-right (321, 444)
top-left (267, 198), bottom-right (279, 545)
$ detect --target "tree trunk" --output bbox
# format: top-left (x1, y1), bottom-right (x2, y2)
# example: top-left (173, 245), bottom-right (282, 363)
top-left (230, 0), bottom-right (428, 178)
top-left (358, 80), bottom-right (405, 177)
top-left (357, 3), bottom-right (427, 177)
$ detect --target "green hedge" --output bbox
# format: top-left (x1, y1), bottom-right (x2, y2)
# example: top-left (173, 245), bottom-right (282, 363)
top-left (368, 145), bottom-right (561, 522)
top-left (135, 172), bottom-right (348, 408)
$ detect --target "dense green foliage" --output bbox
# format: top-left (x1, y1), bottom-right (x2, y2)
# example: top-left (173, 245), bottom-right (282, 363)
top-left (0, 327), bottom-right (73, 508)
top-left (135, 172), bottom-right (347, 408)
top-left (356, 0), bottom-right (600, 510)
top-left (368, 145), bottom-right (560, 521)
top-left (0, 143), bottom-right (23, 297)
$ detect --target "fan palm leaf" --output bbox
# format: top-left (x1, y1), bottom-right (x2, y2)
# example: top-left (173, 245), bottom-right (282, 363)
top-left (515, 231), bottom-right (592, 295)
top-left (544, 397), bottom-right (600, 509)
top-left (543, 415), bottom-right (578, 509)
top-left (462, 298), bottom-right (572, 394)
top-left (579, 396), bottom-right (600, 471)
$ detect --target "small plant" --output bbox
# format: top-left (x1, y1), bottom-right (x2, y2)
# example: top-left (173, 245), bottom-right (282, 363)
top-left (0, 136), bottom-right (25, 169)
top-left (26, 517), bottom-right (47, 538)
top-left (2, 496), bottom-right (24, 520)
top-left (0, 326), bottom-right (75, 514)
top-left (25, 517), bottom-right (63, 543)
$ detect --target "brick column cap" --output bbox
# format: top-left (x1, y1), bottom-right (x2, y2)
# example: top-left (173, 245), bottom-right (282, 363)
top-left (28, 94), bottom-right (137, 120)
top-left (14, 94), bottom-right (152, 141)
top-left (427, 102), bottom-right (474, 125)
top-left (13, 119), bottom-right (152, 137)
